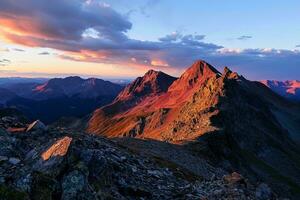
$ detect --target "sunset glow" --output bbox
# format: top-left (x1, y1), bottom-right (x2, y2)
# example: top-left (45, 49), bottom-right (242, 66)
top-left (0, 0), bottom-right (299, 80)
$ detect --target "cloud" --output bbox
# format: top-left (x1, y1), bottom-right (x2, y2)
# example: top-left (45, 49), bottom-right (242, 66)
top-left (0, 0), bottom-right (299, 80)
top-left (0, 58), bottom-right (10, 66)
top-left (296, 45), bottom-right (300, 48)
top-left (0, 0), bottom-right (219, 69)
top-left (38, 51), bottom-right (50, 55)
top-left (12, 48), bottom-right (25, 52)
top-left (159, 32), bottom-right (205, 44)
top-left (0, 0), bottom-right (132, 41)
top-left (159, 32), bottom-right (182, 42)
top-left (237, 35), bottom-right (252, 40)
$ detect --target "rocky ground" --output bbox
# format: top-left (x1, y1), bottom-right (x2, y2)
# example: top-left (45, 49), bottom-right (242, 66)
top-left (0, 119), bottom-right (279, 200)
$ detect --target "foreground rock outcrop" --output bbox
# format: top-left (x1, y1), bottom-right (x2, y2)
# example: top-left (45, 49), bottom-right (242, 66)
top-left (0, 125), bottom-right (273, 200)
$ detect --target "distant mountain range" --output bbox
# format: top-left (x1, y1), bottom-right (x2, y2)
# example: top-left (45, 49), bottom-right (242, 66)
top-left (261, 80), bottom-right (300, 101)
top-left (0, 76), bottom-right (123, 123)
top-left (0, 77), bottom-right (47, 86)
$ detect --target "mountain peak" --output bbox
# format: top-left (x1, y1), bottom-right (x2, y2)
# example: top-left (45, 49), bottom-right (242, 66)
top-left (142, 70), bottom-right (164, 82)
top-left (144, 69), bottom-right (159, 76)
top-left (186, 60), bottom-right (220, 77)
top-left (168, 60), bottom-right (220, 91)
top-left (115, 70), bottom-right (176, 101)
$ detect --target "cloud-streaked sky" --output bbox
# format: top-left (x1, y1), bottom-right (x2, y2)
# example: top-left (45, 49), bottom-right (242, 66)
top-left (0, 0), bottom-right (299, 80)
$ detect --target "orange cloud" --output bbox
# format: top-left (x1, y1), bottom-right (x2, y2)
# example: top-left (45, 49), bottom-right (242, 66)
top-left (0, 16), bottom-right (60, 40)
top-left (151, 60), bottom-right (169, 67)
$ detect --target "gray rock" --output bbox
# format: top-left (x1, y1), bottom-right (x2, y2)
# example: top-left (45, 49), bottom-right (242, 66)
top-left (147, 169), bottom-right (162, 178)
top-left (8, 157), bottom-right (21, 165)
top-left (255, 183), bottom-right (272, 200)
top-left (61, 170), bottom-right (86, 200)
top-left (26, 120), bottom-right (47, 132)
top-left (16, 173), bottom-right (32, 192)
top-left (33, 136), bottom-right (72, 175)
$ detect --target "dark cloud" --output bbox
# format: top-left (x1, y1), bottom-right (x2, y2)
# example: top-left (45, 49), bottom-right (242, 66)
top-left (0, 0), bottom-right (132, 41)
top-left (0, 58), bottom-right (10, 66)
top-left (159, 32), bottom-right (182, 42)
top-left (12, 48), bottom-right (25, 52)
top-left (159, 33), bottom-right (205, 44)
top-left (38, 51), bottom-right (50, 55)
top-left (237, 35), bottom-right (252, 40)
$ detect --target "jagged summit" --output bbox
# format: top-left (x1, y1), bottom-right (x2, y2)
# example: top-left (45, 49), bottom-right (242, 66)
top-left (222, 66), bottom-right (240, 80)
top-left (184, 60), bottom-right (220, 78)
top-left (115, 69), bottom-right (177, 101)
top-left (168, 60), bottom-right (221, 91)
top-left (144, 69), bottom-right (160, 76)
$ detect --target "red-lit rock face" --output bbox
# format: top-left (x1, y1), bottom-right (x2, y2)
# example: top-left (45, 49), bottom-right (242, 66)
top-left (168, 60), bottom-right (220, 92)
top-left (87, 60), bottom-right (235, 141)
top-left (115, 70), bottom-right (177, 102)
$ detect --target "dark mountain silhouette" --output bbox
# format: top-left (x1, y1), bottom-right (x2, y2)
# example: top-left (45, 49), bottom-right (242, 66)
top-left (261, 80), bottom-right (300, 102)
top-left (26, 76), bottom-right (123, 100)
top-left (0, 76), bottom-right (123, 123)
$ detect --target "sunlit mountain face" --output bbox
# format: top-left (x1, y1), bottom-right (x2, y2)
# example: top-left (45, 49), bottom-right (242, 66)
top-left (0, 1), bottom-right (300, 200)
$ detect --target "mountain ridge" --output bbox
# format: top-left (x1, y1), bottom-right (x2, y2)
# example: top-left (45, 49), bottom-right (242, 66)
top-left (87, 60), bottom-right (300, 198)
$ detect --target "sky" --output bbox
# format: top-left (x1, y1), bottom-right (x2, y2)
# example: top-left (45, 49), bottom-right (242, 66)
top-left (0, 0), bottom-right (299, 80)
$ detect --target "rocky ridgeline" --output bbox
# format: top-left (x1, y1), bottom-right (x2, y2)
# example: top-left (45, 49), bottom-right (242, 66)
top-left (0, 124), bottom-right (277, 199)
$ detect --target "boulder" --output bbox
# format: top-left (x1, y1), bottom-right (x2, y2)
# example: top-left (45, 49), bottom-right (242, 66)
top-left (41, 136), bottom-right (72, 161)
top-left (26, 120), bottom-right (46, 132)
top-left (223, 172), bottom-right (245, 185)
top-left (32, 136), bottom-right (72, 174)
